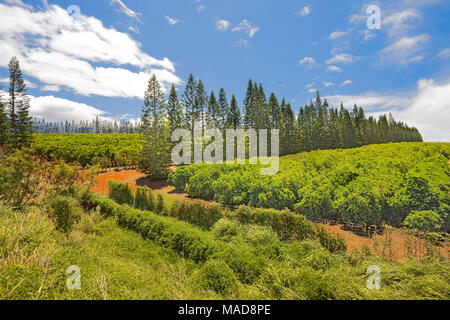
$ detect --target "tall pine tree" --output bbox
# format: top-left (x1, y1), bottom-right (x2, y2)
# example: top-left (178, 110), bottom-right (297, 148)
top-left (8, 57), bottom-right (33, 149)
top-left (226, 94), bottom-right (241, 129)
top-left (166, 84), bottom-right (183, 133)
top-left (217, 88), bottom-right (229, 129)
top-left (243, 79), bottom-right (254, 128)
top-left (182, 74), bottom-right (199, 137)
top-left (207, 90), bottom-right (219, 128)
top-left (139, 74), bottom-right (171, 178)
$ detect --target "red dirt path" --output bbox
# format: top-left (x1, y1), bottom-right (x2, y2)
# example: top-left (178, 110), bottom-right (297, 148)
top-left (92, 170), bottom-right (449, 261)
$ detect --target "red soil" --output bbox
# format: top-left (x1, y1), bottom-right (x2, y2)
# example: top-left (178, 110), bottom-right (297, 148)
top-left (321, 224), bottom-right (449, 260)
top-left (92, 169), bottom-right (449, 261)
top-left (91, 169), bottom-right (188, 200)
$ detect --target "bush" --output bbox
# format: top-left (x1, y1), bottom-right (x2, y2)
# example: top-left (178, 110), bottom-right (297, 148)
top-left (242, 225), bottom-right (281, 259)
top-left (134, 186), bottom-right (149, 210)
top-left (46, 196), bottom-right (82, 234)
top-left (403, 210), bottom-right (444, 232)
top-left (169, 201), bottom-right (224, 230)
top-left (108, 180), bottom-right (134, 205)
top-left (155, 193), bottom-right (166, 214)
top-left (233, 205), bottom-right (346, 253)
top-left (81, 193), bottom-right (264, 282)
top-left (212, 219), bottom-right (241, 242)
top-left (193, 260), bottom-right (239, 296)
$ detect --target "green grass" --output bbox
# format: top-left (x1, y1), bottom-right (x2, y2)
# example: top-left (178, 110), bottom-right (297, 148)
top-left (0, 205), bottom-right (223, 300)
top-left (1, 200), bottom-right (449, 300)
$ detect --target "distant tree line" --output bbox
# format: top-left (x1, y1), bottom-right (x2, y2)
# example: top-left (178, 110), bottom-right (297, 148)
top-left (33, 117), bottom-right (140, 134)
top-left (0, 57), bottom-right (33, 150)
top-left (138, 74), bottom-right (423, 177)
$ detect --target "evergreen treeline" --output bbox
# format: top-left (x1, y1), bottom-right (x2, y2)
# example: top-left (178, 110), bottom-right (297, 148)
top-left (0, 57), bottom-right (33, 149)
top-left (32, 117), bottom-right (140, 134)
top-left (137, 74), bottom-right (422, 177)
top-left (241, 80), bottom-right (422, 155)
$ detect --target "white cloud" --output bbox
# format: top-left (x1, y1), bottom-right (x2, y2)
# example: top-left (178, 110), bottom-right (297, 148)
top-left (0, 3), bottom-right (182, 98)
top-left (379, 34), bottom-right (430, 66)
top-left (383, 9), bottom-right (421, 38)
top-left (361, 30), bottom-right (375, 41)
top-left (341, 80), bottom-right (353, 86)
top-left (326, 53), bottom-right (357, 65)
top-left (329, 31), bottom-right (347, 40)
top-left (232, 19), bottom-right (259, 38)
top-left (1, 76), bottom-right (36, 88)
top-left (308, 88), bottom-right (316, 93)
top-left (305, 83), bottom-right (314, 89)
top-left (327, 65), bottom-right (342, 73)
top-left (216, 20), bottom-right (231, 32)
top-left (4, 0), bottom-right (32, 10)
top-left (197, 5), bottom-right (206, 12)
top-left (325, 79), bottom-right (450, 142)
top-left (29, 95), bottom-right (113, 122)
top-left (297, 57), bottom-right (319, 70)
top-left (297, 6), bottom-right (311, 17)
top-left (323, 81), bottom-right (334, 87)
top-left (435, 48), bottom-right (450, 59)
top-left (232, 39), bottom-right (250, 48)
top-left (110, 0), bottom-right (141, 21)
top-left (41, 85), bottom-right (60, 92)
top-left (165, 16), bottom-right (182, 25)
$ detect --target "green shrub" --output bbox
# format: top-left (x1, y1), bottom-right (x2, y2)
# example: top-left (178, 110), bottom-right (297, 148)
top-left (168, 200), bottom-right (224, 230)
top-left (155, 193), bottom-right (166, 214)
top-left (47, 195), bottom-right (82, 233)
top-left (108, 180), bottom-right (134, 205)
top-left (403, 210), bottom-right (444, 232)
top-left (242, 225), bottom-right (282, 259)
top-left (194, 260), bottom-right (239, 296)
top-left (233, 205), bottom-right (346, 253)
top-left (212, 219), bottom-right (241, 242)
top-left (134, 186), bottom-right (148, 210)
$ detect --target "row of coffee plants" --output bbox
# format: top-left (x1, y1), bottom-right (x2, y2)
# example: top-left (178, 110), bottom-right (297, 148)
top-left (106, 180), bottom-right (346, 252)
top-left (32, 133), bottom-right (141, 167)
top-left (168, 143), bottom-right (450, 231)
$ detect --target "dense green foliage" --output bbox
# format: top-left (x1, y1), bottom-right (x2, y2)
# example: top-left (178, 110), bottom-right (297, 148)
top-left (32, 133), bottom-right (141, 167)
top-left (168, 143), bottom-right (450, 229)
top-left (105, 180), bottom-right (346, 252)
top-left (404, 211), bottom-right (444, 232)
top-left (1, 151), bottom-right (449, 300)
top-left (230, 206), bottom-right (346, 253)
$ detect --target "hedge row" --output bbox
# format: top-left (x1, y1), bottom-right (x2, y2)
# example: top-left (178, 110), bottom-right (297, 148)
top-left (81, 193), bottom-right (265, 283)
top-left (230, 206), bottom-right (347, 253)
top-left (107, 180), bottom-right (346, 252)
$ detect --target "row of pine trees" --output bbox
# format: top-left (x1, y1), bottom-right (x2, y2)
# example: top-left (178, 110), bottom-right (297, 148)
top-left (0, 57), bottom-right (33, 150)
top-left (139, 74), bottom-right (422, 177)
top-left (33, 118), bottom-right (140, 134)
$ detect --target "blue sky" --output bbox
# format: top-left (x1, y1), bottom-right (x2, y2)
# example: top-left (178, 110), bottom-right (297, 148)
top-left (0, 0), bottom-right (449, 141)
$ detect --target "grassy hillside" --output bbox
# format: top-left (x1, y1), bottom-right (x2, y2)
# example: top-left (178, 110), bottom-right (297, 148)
top-left (1, 193), bottom-right (449, 300)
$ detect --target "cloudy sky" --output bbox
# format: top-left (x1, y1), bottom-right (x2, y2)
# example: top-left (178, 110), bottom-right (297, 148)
top-left (0, 0), bottom-right (449, 141)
